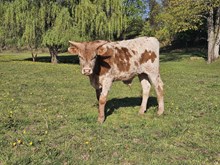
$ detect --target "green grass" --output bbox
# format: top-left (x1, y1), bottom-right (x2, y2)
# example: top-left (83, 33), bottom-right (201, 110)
top-left (0, 52), bottom-right (220, 164)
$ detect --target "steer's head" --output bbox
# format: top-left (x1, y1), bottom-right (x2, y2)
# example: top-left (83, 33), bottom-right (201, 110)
top-left (68, 40), bottom-right (108, 76)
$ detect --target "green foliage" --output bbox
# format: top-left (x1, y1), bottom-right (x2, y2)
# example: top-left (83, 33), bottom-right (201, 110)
top-left (1, 0), bottom-right (39, 48)
top-left (123, 0), bottom-right (147, 18)
top-left (159, 0), bottom-right (204, 33)
top-left (141, 0), bottom-right (220, 51)
top-left (1, 0), bottom-right (217, 53)
top-left (75, 0), bottom-right (97, 39)
top-left (124, 18), bottom-right (144, 39)
top-left (1, 0), bottom-right (136, 52)
top-left (0, 53), bottom-right (220, 164)
top-left (141, 22), bottom-right (155, 37)
top-left (2, 1), bottom-right (18, 45)
top-left (42, 8), bottom-right (80, 48)
top-left (21, 6), bottom-right (41, 49)
top-left (122, 0), bottom-right (146, 39)
top-left (75, 0), bottom-right (127, 40)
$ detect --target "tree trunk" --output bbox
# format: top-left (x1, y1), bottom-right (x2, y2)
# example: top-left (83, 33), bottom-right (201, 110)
top-left (207, 7), bottom-right (220, 64)
top-left (214, 7), bottom-right (220, 60)
top-left (29, 45), bottom-right (38, 62)
top-left (48, 46), bottom-right (58, 64)
top-left (31, 52), bottom-right (38, 62)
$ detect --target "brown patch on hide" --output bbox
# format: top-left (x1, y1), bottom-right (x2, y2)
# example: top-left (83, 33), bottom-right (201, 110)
top-left (114, 47), bottom-right (132, 72)
top-left (140, 50), bottom-right (157, 64)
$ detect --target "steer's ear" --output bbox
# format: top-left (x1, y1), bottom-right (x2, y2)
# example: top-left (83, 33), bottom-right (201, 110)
top-left (97, 45), bottom-right (114, 56)
top-left (68, 41), bottom-right (81, 55)
top-left (94, 40), bottom-right (109, 56)
top-left (96, 45), bottom-right (108, 56)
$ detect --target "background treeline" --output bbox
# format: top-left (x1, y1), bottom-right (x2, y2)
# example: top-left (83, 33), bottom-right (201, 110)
top-left (0, 0), bottom-right (219, 63)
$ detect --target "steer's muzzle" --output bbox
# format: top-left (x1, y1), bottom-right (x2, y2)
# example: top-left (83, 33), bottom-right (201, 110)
top-left (82, 68), bottom-right (93, 76)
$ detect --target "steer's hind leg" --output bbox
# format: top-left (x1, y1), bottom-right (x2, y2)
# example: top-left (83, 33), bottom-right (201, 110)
top-left (148, 73), bottom-right (164, 115)
top-left (138, 74), bottom-right (151, 115)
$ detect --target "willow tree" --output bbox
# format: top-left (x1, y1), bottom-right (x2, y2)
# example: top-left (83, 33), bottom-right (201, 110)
top-left (21, 4), bottom-right (43, 61)
top-left (1, 0), bottom-right (26, 47)
top-left (1, 0), bottom-right (42, 57)
top-left (1, 0), bottom-right (147, 63)
top-left (75, 0), bottom-right (127, 40)
top-left (35, 0), bottom-right (79, 63)
top-left (43, 7), bottom-right (80, 63)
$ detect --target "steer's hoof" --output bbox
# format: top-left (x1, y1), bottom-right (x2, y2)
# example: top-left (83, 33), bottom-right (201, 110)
top-left (157, 109), bottom-right (164, 116)
top-left (98, 117), bottom-right (105, 124)
top-left (138, 111), bottom-right (145, 115)
top-left (138, 108), bottom-right (145, 115)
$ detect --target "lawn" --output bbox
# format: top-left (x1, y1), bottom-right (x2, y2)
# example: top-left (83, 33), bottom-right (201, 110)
top-left (0, 52), bottom-right (219, 164)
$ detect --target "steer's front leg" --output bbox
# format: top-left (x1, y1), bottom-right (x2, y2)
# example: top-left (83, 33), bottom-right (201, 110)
top-left (97, 78), bottom-right (113, 124)
top-left (98, 94), bottom-right (107, 123)
top-left (96, 88), bottom-right (102, 101)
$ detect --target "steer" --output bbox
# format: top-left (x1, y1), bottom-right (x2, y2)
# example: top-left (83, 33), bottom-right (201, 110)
top-left (68, 37), bottom-right (164, 123)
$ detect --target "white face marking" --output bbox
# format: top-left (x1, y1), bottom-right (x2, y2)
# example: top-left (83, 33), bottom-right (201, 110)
top-left (68, 40), bottom-right (108, 76)
top-left (78, 52), bottom-right (97, 76)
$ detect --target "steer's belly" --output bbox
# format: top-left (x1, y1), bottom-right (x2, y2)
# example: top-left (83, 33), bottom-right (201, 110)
top-left (113, 71), bottom-right (137, 81)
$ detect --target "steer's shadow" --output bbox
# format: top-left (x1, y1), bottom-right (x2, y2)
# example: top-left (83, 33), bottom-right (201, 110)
top-left (105, 96), bottom-right (158, 118)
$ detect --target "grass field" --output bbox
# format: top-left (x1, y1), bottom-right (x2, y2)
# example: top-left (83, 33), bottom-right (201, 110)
top-left (0, 52), bottom-right (220, 164)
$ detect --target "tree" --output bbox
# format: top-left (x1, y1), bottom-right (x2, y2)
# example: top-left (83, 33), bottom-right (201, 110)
top-left (1, 0), bottom-right (42, 58)
top-left (42, 6), bottom-right (80, 63)
top-left (42, 0), bottom-right (130, 62)
top-left (1, 0), bottom-right (130, 63)
top-left (38, 0), bottom-right (86, 63)
top-left (1, 0), bottom-right (25, 48)
top-left (21, 4), bottom-right (42, 61)
top-left (122, 0), bottom-right (147, 39)
top-left (141, 0), bottom-right (172, 45)
top-left (207, 2), bottom-right (220, 63)
top-left (151, 0), bottom-right (220, 63)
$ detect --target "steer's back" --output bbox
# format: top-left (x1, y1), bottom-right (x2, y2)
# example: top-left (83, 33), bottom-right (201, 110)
top-left (103, 37), bottom-right (160, 80)
top-left (118, 37), bottom-right (159, 56)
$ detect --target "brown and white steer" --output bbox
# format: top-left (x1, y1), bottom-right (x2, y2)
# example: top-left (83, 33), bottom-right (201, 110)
top-left (68, 37), bottom-right (164, 123)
